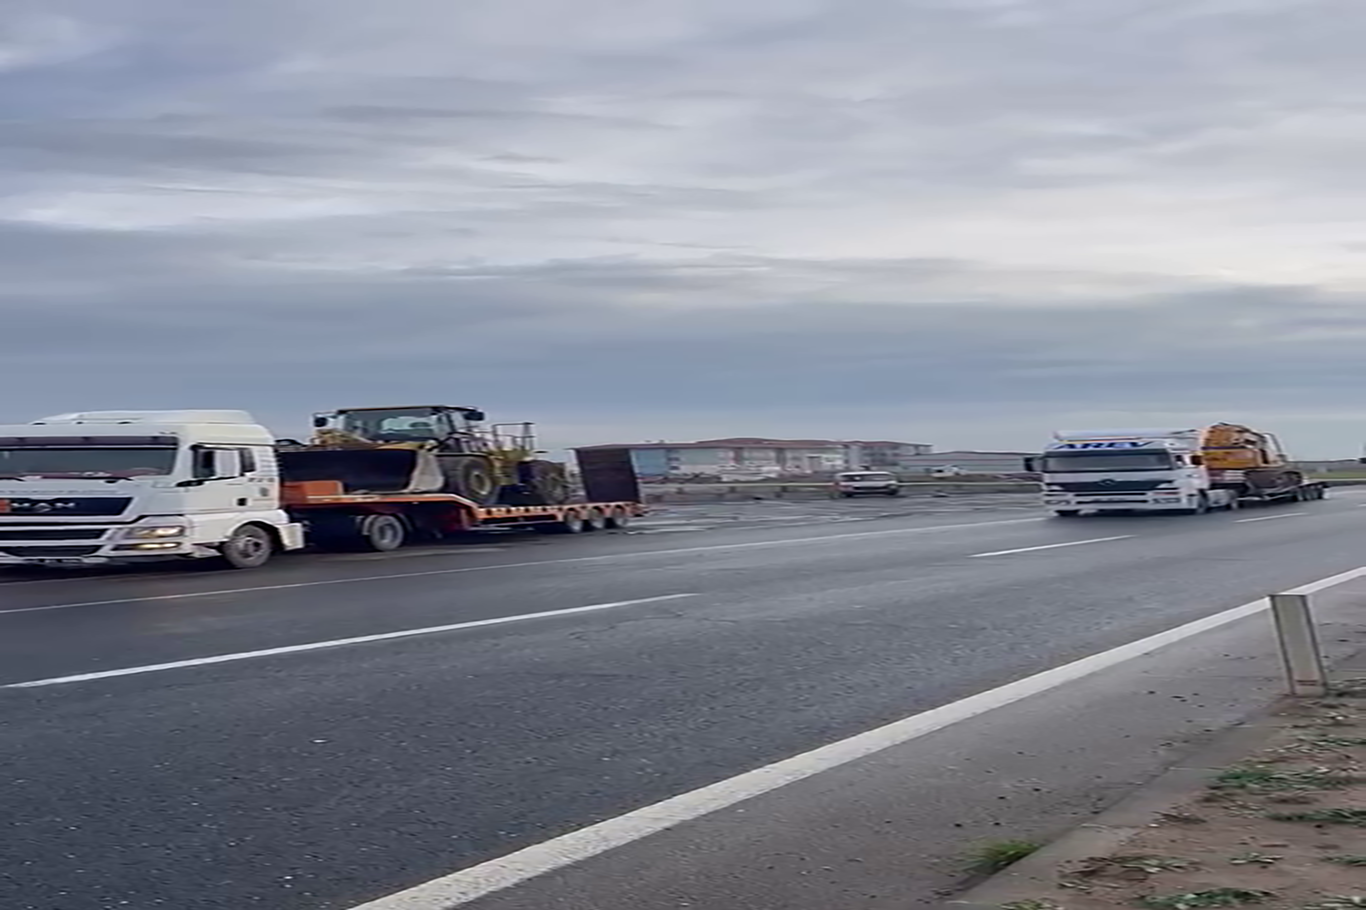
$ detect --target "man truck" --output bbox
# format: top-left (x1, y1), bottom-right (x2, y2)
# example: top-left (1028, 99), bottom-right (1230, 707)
top-left (1034, 424), bottom-right (1325, 517)
top-left (0, 409), bottom-right (642, 570)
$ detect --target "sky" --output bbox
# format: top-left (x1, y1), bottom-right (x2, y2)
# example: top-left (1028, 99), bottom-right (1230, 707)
top-left (2, 0), bottom-right (1365, 457)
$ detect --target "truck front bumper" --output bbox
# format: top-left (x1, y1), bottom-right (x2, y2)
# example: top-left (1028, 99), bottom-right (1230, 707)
top-left (0, 526), bottom-right (217, 566)
top-left (1043, 495), bottom-right (1195, 511)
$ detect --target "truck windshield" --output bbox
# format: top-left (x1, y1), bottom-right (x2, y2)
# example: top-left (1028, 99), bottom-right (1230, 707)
top-left (1041, 452), bottom-right (1175, 473)
top-left (340, 408), bottom-right (450, 440)
top-left (0, 446), bottom-right (179, 479)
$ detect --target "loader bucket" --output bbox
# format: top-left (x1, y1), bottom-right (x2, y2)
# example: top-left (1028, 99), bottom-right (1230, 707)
top-left (277, 448), bottom-right (446, 494)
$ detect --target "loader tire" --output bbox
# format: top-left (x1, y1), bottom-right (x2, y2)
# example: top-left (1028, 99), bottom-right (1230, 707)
top-left (441, 455), bottom-right (499, 505)
top-left (527, 460), bottom-right (571, 505)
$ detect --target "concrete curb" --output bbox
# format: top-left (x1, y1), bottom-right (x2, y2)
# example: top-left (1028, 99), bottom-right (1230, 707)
top-left (942, 708), bottom-right (1290, 910)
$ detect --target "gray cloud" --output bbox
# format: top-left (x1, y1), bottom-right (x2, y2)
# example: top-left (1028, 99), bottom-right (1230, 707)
top-left (2, 0), bottom-right (1365, 456)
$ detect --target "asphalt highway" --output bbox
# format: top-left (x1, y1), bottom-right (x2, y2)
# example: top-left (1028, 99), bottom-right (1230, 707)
top-left (4, 491), bottom-right (1366, 909)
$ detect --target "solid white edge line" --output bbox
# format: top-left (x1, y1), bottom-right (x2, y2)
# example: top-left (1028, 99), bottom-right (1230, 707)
top-left (1235, 513), bottom-right (1308, 524)
top-left (341, 564), bottom-right (1366, 910)
top-left (968, 535), bottom-right (1133, 558)
top-left (0, 516), bottom-right (1045, 616)
top-left (3, 594), bottom-right (699, 689)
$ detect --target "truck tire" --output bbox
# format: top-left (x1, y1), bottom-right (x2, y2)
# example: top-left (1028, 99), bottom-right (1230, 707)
top-left (605, 508), bottom-right (632, 529)
top-left (1175, 493), bottom-right (1210, 516)
top-left (582, 509), bottom-right (607, 532)
top-left (219, 525), bottom-right (273, 569)
top-left (441, 455), bottom-right (499, 506)
top-left (1054, 510), bottom-right (1082, 518)
top-left (542, 511), bottom-right (586, 534)
top-left (358, 514), bottom-right (406, 552)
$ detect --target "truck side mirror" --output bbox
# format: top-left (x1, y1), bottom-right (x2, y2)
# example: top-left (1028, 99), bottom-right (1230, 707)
top-left (1023, 457), bottom-right (1037, 472)
top-left (312, 415), bottom-right (328, 428)
top-left (466, 410), bottom-right (487, 423)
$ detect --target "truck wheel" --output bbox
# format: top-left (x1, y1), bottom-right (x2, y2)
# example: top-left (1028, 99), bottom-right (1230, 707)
top-left (583, 509), bottom-right (607, 532)
top-left (544, 512), bottom-right (586, 534)
top-left (1053, 510), bottom-right (1082, 518)
top-left (220, 525), bottom-right (273, 569)
top-left (359, 514), bottom-right (406, 552)
top-left (886, 489), bottom-right (901, 497)
top-left (605, 508), bottom-right (632, 529)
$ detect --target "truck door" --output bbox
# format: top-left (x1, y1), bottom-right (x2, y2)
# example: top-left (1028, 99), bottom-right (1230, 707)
top-left (190, 446), bottom-right (251, 514)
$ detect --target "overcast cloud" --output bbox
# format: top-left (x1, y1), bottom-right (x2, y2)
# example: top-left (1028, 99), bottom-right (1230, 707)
top-left (2, 0), bottom-right (1365, 455)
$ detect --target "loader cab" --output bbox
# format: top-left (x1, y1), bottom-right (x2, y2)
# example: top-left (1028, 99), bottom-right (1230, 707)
top-left (318, 406), bottom-right (487, 451)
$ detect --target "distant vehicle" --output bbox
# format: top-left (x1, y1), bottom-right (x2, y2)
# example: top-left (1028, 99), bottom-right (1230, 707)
top-left (929, 465), bottom-right (965, 478)
top-left (833, 471), bottom-right (901, 498)
top-left (1031, 424), bottom-right (1325, 517)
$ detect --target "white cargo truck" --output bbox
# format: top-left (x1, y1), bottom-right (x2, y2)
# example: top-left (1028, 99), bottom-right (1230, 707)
top-left (0, 408), bottom-right (646, 571)
top-left (1033, 426), bottom-right (1324, 517)
top-left (0, 411), bottom-right (304, 568)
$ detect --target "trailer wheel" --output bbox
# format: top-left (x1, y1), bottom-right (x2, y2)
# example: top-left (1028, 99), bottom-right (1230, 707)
top-left (582, 509), bottom-right (608, 532)
top-left (605, 508), bottom-right (632, 529)
top-left (1054, 510), bottom-right (1082, 518)
top-left (359, 514), bottom-right (406, 552)
top-left (219, 525), bottom-right (274, 569)
top-left (548, 512), bottom-right (586, 534)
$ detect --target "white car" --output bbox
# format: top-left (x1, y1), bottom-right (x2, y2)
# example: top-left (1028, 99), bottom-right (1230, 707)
top-left (833, 471), bottom-right (901, 498)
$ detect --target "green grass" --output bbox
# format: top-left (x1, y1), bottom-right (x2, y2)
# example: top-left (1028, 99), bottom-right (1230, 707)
top-left (1268, 808), bottom-right (1366, 826)
top-left (968, 840), bottom-right (1041, 874)
top-left (1323, 856), bottom-right (1366, 866)
top-left (1001, 901), bottom-right (1061, 910)
top-left (1213, 766), bottom-right (1356, 792)
top-left (1139, 888), bottom-right (1275, 910)
top-left (1230, 853), bottom-right (1283, 866)
top-left (1303, 898), bottom-right (1366, 910)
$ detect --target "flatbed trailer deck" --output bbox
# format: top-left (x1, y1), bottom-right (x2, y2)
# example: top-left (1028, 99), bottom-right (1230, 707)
top-left (282, 480), bottom-right (643, 551)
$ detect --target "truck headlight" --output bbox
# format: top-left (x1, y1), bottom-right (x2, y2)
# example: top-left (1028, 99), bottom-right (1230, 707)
top-left (122, 525), bottom-right (188, 540)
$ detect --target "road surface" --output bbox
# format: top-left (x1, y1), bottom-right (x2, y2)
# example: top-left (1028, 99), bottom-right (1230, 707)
top-left (3, 492), bottom-right (1366, 909)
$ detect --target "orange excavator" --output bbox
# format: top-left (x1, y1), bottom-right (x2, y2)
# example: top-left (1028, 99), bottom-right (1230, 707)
top-left (1200, 423), bottom-right (1306, 496)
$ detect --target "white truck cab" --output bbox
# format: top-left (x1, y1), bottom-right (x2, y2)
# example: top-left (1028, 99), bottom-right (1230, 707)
top-left (1036, 428), bottom-right (1235, 517)
top-left (0, 410), bottom-right (303, 568)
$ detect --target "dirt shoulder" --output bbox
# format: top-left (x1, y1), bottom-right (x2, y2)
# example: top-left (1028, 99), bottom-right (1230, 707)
top-left (952, 683), bottom-right (1366, 910)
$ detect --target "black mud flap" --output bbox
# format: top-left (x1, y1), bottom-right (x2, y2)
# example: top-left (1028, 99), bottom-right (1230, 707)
top-left (574, 447), bottom-right (642, 504)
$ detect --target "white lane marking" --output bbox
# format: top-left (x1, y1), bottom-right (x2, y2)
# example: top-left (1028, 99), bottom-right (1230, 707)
top-left (342, 565), bottom-right (1366, 910)
top-left (0, 516), bottom-right (1045, 616)
top-left (968, 535), bottom-right (1133, 558)
top-left (2, 594), bottom-right (698, 689)
top-left (326, 547), bottom-right (506, 562)
top-left (1235, 512), bottom-right (1308, 524)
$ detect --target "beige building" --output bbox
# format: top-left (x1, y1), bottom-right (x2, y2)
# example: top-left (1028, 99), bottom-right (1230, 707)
top-left (578, 437), bottom-right (934, 479)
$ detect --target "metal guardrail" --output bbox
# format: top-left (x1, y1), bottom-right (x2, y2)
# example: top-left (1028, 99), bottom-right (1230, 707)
top-left (1270, 592), bottom-right (1329, 697)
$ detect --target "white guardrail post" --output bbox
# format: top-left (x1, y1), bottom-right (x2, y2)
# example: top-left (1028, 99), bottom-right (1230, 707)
top-left (1269, 592), bottom-right (1329, 697)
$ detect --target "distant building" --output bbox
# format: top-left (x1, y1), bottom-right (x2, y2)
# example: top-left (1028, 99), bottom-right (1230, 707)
top-left (576, 437), bottom-right (933, 480)
top-left (896, 450), bottom-right (1035, 476)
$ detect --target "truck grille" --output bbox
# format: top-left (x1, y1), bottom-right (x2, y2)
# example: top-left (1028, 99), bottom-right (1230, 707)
top-left (0, 497), bottom-right (132, 517)
top-left (0, 546), bottom-right (102, 557)
top-left (1052, 480), bottom-right (1171, 493)
top-left (0, 529), bottom-right (106, 541)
